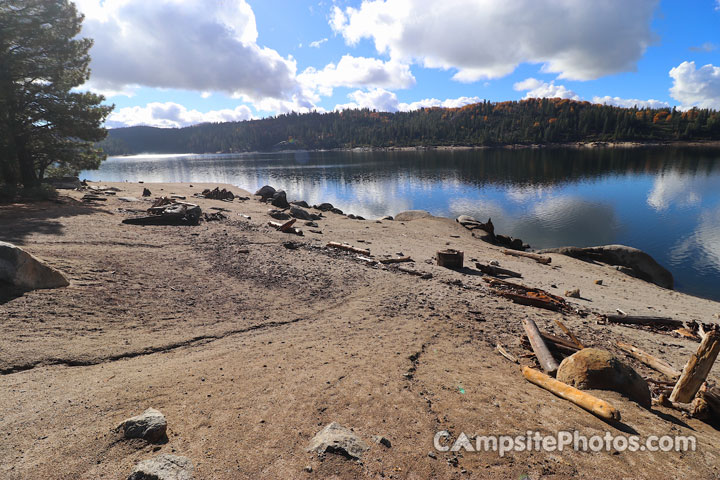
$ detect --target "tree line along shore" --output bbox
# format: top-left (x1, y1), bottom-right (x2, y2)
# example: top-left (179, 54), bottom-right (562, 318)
top-left (100, 98), bottom-right (720, 155)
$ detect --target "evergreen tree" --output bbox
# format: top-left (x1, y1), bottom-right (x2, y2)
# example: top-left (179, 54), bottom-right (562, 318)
top-left (0, 0), bottom-right (112, 188)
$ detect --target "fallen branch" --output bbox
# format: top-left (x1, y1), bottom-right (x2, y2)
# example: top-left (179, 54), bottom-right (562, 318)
top-left (496, 343), bottom-right (519, 364)
top-left (616, 341), bottom-right (680, 380)
top-left (604, 314), bottom-right (684, 329)
top-left (379, 256), bottom-right (412, 264)
top-left (554, 318), bottom-right (584, 349)
top-left (327, 241), bottom-right (370, 256)
top-left (503, 249), bottom-right (551, 264)
top-left (670, 330), bottom-right (720, 403)
top-left (475, 263), bottom-right (522, 278)
top-left (396, 265), bottom-right (432, 279)
top-left (522, 318), bottom-right (559, 375)
top-left (268, 220), bottom-right (303, 236)
top-left (522, 366), bottom-right (621, 421)
top-left (494, 290), bottom-right (561, 311)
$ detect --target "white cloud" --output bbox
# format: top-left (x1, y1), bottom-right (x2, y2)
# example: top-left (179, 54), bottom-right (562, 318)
top-left (331, 0), bottom-right (658, 82)
top-left (77, 0), bottom-right (299, 101)
top-left (298, 56), bottom-right (415, 97)
top-left (513, 78), bottom-right (580, 100)
top-left (334, 88), bottom-right (479, 112)
top-left (592, 96), bottom-right (669, 109)
top-left (669, 61), bottom-right (720, 109)
top-left (106, 102), bottom-right (254, 128)
top-left (309, 38), bottom-right (328, 48)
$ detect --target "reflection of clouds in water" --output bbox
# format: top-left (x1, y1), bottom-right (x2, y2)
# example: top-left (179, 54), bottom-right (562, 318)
top-left (505, 185), bottom-right (555, 203)
top-left (448, 195), bottom-right (618, 249)
top-left (646, 170), bottom-right (718, 211)
top-left (669, 206), bottom-right (720, 274)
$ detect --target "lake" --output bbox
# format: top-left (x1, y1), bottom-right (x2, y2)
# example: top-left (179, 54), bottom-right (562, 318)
top-left (81, 147), bottom-right (720, 302)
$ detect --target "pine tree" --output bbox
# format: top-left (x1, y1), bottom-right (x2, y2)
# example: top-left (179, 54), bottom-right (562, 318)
top-left (0, 0), bottom-right (112, 188)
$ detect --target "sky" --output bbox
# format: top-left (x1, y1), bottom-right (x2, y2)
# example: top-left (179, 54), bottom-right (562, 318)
top-left (71, 0), bottom-right (720, 129)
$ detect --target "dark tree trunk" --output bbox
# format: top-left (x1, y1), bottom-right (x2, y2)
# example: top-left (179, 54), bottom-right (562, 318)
top-left (16, 137), bottom-right (39, 188)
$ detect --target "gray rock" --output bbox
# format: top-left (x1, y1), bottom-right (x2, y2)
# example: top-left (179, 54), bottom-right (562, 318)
top-left (308, 422), bottom-right (369, 460)
top-left (378, 215), bottom-right (393, 221)
top-left (255, 185), bottom-right (276, 200)
top-left (539, 245), bottom-right (673, 289)
top-left (290, 206), bottom-right (312, 220)
top-left (268, 210), bottom-right (291, 221)
top-left (118, 408), bottom-right (167, 442)
top-left (291, 200), bottom-right (310, 208)
top-left (128, 454), bottom-right (194, 480)
top-left (394, 210), bottom-right (432, 221)
top-left (304, 221), bottom-right (319, 227)
top-left (557, 348), bottom-right (651, 409)
top-left (118, 196), bottom-right (140, 202)
top-left (330, 208), bottom-right (344, 215)
top-left (0, 242), bottom-right (69, 290)
top-left (315, 202), bottom-right (335, 212)
top-left (456, 215), bottom-right (484, 229)
top-left (372, 435), bottom-right (391, 448)
top-left (142, 188), bottom-right (152, 197)
top-left (271, 190), bottom-right (290, 209)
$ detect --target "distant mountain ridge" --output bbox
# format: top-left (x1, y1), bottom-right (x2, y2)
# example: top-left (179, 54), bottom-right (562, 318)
top-left (99, 99), bottom-right (720, 155)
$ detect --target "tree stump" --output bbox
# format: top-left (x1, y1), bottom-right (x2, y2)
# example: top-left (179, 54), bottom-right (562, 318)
top-left (436, 249), bottom-right (463, 269)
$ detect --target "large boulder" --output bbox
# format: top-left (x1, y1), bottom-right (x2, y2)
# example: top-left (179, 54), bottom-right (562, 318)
top-left (118, 408), bottom-right (167, 442)
top-left (0, 242), bottom-right (69, 290)
top-left (289, 206), bottom-right (312, 220)
top-left (254, 185), bottom-right (276, 201)
top-left (539, 245), bottom-right (673, 289)
top-left (315, 202), bottom-right (335, 212)
top-left (394, 210), bottom-right (433, 221)
top-left (127, 454), bottom-right (194, 480)
top-left (308, 422), bottom-right (369, 460)
top-left (456, 215), bottom-right (485, 230)
top-left (557, 348), bottom-right (651, 409)
top-left (270, 190), bottom-right (290, 209)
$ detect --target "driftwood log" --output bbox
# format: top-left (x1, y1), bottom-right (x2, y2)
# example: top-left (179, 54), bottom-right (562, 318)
top-left (326, 242), bottom-right (370, 255)
top-left (522, 318), bottom-right (559, 375)
top-left (605, 314), bottom-right (684, 329)
top-left (670, 330), bottom-right (720, 403)
top-left (475, 263), bottom-right (522, 278)
top-left (522, 366), bottom-right (621, 421)
top-left (616, 341), bottom-right (681, 380)
top-left (503, 249), bottom-right (551, 264)
top-left (496, 343), bottom-right (519, 364)
top-left (396, 265), bottom-right (432, 279)
top-left (494, 290), bottom-right (561, 311)
top-left (379, 257), bottom-right (412, 264)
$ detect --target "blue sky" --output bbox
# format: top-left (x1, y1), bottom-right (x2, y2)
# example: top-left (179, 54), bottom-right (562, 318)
top-left (73, 0), bottom-right (720, 128)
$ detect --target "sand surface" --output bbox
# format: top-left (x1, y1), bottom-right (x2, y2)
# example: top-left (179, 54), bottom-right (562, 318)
top-left (1, 181), bottom-right (720, 479)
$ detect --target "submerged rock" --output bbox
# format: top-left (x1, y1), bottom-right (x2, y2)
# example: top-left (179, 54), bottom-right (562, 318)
top-left (0, 241), bottom-right (69, 291)
top-left (127, 454), bottom-right (194, 480)
top-left (539, 245), bottom-right (673, 289)
top-left (557, 348), bottom-right (651, 408)
top-left (394, 210), bottom-right (432, 221)
top-left (308, 422), bottom-right (369, 460)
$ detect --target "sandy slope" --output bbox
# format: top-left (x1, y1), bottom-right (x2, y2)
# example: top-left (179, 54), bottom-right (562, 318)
top-left (1, 181), bottom-right (719, 479)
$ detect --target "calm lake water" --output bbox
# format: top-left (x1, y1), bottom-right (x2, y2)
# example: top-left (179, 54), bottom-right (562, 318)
top-left (82, 148), bottom-right (720, 302)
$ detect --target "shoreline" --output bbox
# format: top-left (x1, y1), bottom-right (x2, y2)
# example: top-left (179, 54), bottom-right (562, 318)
top-left (107, 139), bottom-right (720, 157)
top-left (2, 181), bottom-right (720, 479)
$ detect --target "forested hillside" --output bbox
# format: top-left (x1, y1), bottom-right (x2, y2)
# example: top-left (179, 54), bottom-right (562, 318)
top-left (100, 98), bottom-right (720, 155)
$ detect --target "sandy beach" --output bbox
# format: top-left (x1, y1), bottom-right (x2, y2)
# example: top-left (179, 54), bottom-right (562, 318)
top-left (2, 181), bottom-right (720, 479)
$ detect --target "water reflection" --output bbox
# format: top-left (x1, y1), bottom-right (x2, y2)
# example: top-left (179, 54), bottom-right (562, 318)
top-left (82, 147), bottom-right (720, 301)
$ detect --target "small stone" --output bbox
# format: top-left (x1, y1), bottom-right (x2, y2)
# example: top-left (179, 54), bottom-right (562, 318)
top-left (308, 422), bottom-right (369, 460)
top-left (304, 466), bottom-right (313, 473)
top-left (118, 408), bottom-right (167, 442)
top-left (304, 221), bottom-right (318, 227)
top-left (372, 435), bottom-right (392, 448)
top-left (127, 454), bottom-right (194, 480)
top-left (565, 288), bottom-right (581, 298)
top-left (489, 260), bottom-right (499, 266)
top-left (142, 188), bottom-right (152, 197)
top-left (595, 279), bottom-right (603, 285)
top-left (428, 452), bottom-right (437, 459)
